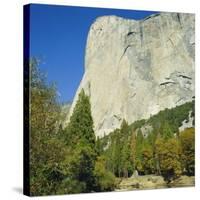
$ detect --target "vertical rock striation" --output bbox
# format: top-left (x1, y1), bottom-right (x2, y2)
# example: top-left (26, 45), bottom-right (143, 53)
top-left (65, 13), bottom-right (195, 137)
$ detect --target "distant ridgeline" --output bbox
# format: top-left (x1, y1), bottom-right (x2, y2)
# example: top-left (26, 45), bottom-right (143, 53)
top-left (98, 100), bottom-right (195, 178)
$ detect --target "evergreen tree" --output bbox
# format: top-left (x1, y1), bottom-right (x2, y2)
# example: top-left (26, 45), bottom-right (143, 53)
top-left (67, 89), bottom-right (95, 147)
top-left (69, 142), bottom-right (96, 192)
top-left (119, 120), bottom-right (132, 177)
top-left (66, 89), bottom-right (96, 192)
top-left (95, 136), bottom-right (102, 156)
top-left (162, 121), bottom-right (173, 140)
top-left (107, 129), bottom-right (121, 175)
top-left (120, 119), bottom-right (129, 136)
top-left (130, 131), bottom-right (137, 170)
top-left (135, 129), bottom-right (144, 174)
top-left (114, 129), bottom-right (123, 177)
top-left (121, 141), bottom-right (132, 177)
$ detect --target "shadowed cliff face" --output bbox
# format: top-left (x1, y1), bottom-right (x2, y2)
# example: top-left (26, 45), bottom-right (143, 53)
top-left (66, 13), bottom-right (195, 137)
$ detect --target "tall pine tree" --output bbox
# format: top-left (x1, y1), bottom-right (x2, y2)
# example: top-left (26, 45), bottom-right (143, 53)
top-left (66, 89), bottom-right (96, 192)
top-left (67, 89), bottom-right (95, 147)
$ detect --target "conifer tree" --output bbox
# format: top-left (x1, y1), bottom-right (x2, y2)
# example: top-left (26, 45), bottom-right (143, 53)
top-left (67, 89), bottom-right (95, 147)
top-left (135, 129), bottom-right (144, 173)
top-left (162, 121), bottom-right (173, 140)
top-left (66, 89), bottom-right (96, 192)
top-left (130, 131), bottom-right (137, 170)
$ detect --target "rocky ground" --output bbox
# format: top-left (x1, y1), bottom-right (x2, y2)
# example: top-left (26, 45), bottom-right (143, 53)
top-left (115, 175), bottom-right (195, 191)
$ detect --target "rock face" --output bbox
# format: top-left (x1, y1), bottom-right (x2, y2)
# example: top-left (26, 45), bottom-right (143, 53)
top-left (65, 13), bottom-right (195, 137)
top-left (179, 111), bottom-right (194, 132)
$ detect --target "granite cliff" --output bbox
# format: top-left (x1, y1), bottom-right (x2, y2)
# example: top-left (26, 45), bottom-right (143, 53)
top-left (65, 12), bottom-right (195, 137)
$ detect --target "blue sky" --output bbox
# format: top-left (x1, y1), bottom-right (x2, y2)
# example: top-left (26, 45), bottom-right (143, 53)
top-left (30, 4), bottom-right (158, 103)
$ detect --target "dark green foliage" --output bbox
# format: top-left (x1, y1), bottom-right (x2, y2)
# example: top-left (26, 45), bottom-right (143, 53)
top-left (69, 142), bottom-right (96, 192)
top-left (61, 89), bottom-right (97, 193)
top-left (129, 119), bottom-right (146, 131)
top-left (121, 141), bottom-right (133, 177)
top-left (136, 130), bottom-right (144, 155)
top-left (95, 136), bottom-right (103, 156)
top-left (66, 89), bottom-right (95, 148)
top-left (130, 131), bottom-right (137, 170)
top-left (120, 119), bottom-right (130, 135)
top-left (127, 101), bottom-right (194, 137)
top-left (111, 129), bottom-right (123, 177)
top-left (104, 129), bottom-right (121, 175)
top-left (102, 120), bottom-right (133, 178)
top-left (162, 121), bottom-right (174, 140)
top-left (119, 120), bottom-right (133, 177)
top-left (147, 101), bottom-right (194, 134)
